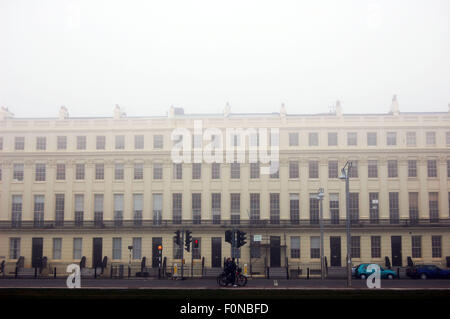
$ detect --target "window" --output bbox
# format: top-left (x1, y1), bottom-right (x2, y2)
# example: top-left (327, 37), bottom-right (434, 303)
top-left (192, 163), bottom-right (202, 179)
top-left (153, 194), bottom-right (162, 225)
top-left (250, 236), bottom-right (261, 258)
top-left (12, 195), bottom-right (22, 227)
top-left (309, 160), bottom-right (318, 178)
top-left (55, 194), bottom-right (65, 226)
top-left (73, 238), bottom-right (82, 260)
top-left (310, 237), bottom-right (320, 259)
top-left (369, 192), bottom-right (379, 223)
top-left (134, 135), bottom-right (144, 149)
top-left (309, 194), bottom-right (319, 224)
top-left (173, 236), bottom-right (182, 259)
top-left (94, 194), bottom-right (104, 226)
top-left (36, 137), bottom-right (46, 150)
top-left (34, 195), bottom-right (45, 227)
top-left (349, 193), bottom-right (359, 223)
top-left (211, 163), bottom-right (220, 179)
top-left (172, 193), bottom-right (182, 224)
top-left (114, 194), bottom-right (124, 227)
top-left (347, 132), bottom-right (357, 146)
top-left (96, 136), bottom-right (106, 150)
top-left (406, 132), bottom-right (416, 146)
top-left (192, 238), bottom-right (201, 259)
top-left (411, 236), bottom-right (422, 258)
top-left (133, 194), bottom-right (144, 226)
top-left (328, 132), bottom-right (338, 146)
top-left (153, 163), bottom-right (163, 179)
top-left (75, 163), bottom-right (85, 180)
top-left (0, 137), bottom-right (3, 150)
top-left (289, 132), bottom-right (299, 146)
top-left (389, 192), bottom-right (399, 224)
top-left (132, 238), bottom-right (142, 259)
top-left (74, 194), bottom-right (84, 226)
top-left (15, 137), bottom-right (25, 150)
top-left (56, 163), bottom-right (66, 180)
top-left (270, 161), bottom-right (279, 179)
top-left (367, 132), bottom-right (377, 146)
top-left (427, 159), bottom-right (437, 177)
top-left (368, 160), bottom-right (378, 178)
top-left (250, 162), bottom-right (260, 179)
top-left (13, 163), bottom-right (24, 181)
top-left (95, 163), bottom-right (104, 180)
top-left (431, 236), bottom-right (442, 258)
top-left (387, 160), bottom-right (398, 178)
top-left (287, 193), bottom-right (299, 224)
top-left (10, 238), bottom-right (21, 259)
top-left (426, 132), bottom-right (436, 145)
top-left (429, 192), bottom-right (439, 222)
top-left (53, 238), bottom-right (62, 259)
top-left (386, 132), bottom-right (397, 146)
top-left (173, 163), bottom-right (182, 179)
top-left (112, 238), bottom-right (122, 260)
top-left (408, 192), bottom-right (419, 222)
top-left (351, 236), bottom-right (360, 258)
top-left (153, 135), bottom-right (163, 149)
top-left (230, 162), bottom-right (240, 179)
top-left (291, 237), bottom-right (300, 258)
top-left (134, 163), bottom-right (144, 180)
top-left (446, 132), bottom-right (450, 145)
top-left (57, 136), bottom-right (67, 150)
top-left (371, 236), bottom-right (381, 258)
top-left (115, 135), bottom-right (125, 149)
top-left (408, 160), bottom-right (417, 177)
top-left (328, 160), bottom-right (338, 178)
top-left (330, 193), bottom-right (339, 224)
top-left (35, 163), bottom-right (46, 181)
top-left (230, 193), bottom-right (240, 224)
top-left (212, 193), bottom-right (221, 224)
top-left (108, 163), bottom-right (120, 181)
top-left (309, 132), bottom-right (318, 146)
top-left (348, 160), bottom-right (358, 178)
top-left (270, 193), bottom-right (280, 224)
top-left (250, 193), bottom-right (260, 223)
top-left (289, 161), bottom-right (299, 179)
top-left (192, 193), bottom-right (202, 224)
top-left (76, 136), bottom-right (86, 150)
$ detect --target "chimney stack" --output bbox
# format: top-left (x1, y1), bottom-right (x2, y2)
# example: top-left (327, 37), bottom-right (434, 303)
top-left (280, 103), bottom-right (286, 117)
top-left (335, 100), bottom-right (342, 116)
top-left (114, 104), bottom-right (126, 119)
top-left (223, 102), bottom-right (231, 117)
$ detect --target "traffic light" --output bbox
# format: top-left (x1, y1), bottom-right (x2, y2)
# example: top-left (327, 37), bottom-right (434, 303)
top-left (174, 230), bottom-right (181, 246)
top-left (185, 230), bottom-right (192, 252)
top-left (225, 230), bottom-right (233, 244)
top-left (193, 239), bottom-right (199, 249)
top-left (237, 230), bottom-right (247, 248)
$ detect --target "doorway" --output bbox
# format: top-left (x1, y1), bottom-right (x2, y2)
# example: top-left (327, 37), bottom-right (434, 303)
top-left (330, 236), bottom-right (341, 267)
top-left (270, 236), bottom-right (281, 267)
top-left (92, 238), bottom-right (103, 268)
top-left (211, 237), bottom-right (222, 268)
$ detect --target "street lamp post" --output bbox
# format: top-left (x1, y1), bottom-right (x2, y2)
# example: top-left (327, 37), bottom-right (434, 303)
top-left (317, 188), bottom-right (325, 280)
top-left (339, 161), bottom-right (352, 287)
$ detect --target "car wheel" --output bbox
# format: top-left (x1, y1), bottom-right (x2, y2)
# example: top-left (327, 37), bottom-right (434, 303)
top-left (420, 273), bottom-right (427, 280)
top-left (360, 274), bottom-right (366, 280)
top-left (387, 274), bottom-right (394, 280)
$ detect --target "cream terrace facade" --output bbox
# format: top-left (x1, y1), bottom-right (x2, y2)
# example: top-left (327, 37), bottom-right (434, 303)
top-left (0, 98), bottom-right (450, 278)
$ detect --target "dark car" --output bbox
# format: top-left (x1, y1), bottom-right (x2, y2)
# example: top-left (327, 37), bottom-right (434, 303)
top-left (406, 264), bottom-right (450, 279)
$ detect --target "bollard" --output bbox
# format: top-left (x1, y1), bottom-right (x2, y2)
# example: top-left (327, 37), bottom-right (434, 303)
top-left (307, 268), bottom-right (310, 280)
top-left (34, 267), bottom-right (37, 279)
top-left (173, 263), bottom-right (178, 279)
top-left (94, 266), bottom-right (97, 279)
top-left (397, 267), bottom-right (400, 279)
top-left (110, 266), bottom-right (113, 278)
top-left (54, 267), bottom-right (56, 279)
top-left (15, 266), bottom-right (18, 278)
top-left (128, 266), bottom-right (131, 279)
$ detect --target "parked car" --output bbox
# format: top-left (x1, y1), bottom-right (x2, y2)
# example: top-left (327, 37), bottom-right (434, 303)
top-left (406, 264), bottom-right (450, 279)
top-left (354, 263), bottom-right (397, 280)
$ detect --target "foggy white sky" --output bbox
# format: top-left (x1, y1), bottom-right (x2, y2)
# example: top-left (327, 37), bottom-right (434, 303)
top-left (0, 0), bottom-right (449, 118)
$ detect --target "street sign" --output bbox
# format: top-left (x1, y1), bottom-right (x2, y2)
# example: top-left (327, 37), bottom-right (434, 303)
top-left (253, 235), bottom-right (262, 242)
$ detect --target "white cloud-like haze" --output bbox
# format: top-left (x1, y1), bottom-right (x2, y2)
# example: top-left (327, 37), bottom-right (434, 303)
top-left (0, 0), bottom-right (449, 117)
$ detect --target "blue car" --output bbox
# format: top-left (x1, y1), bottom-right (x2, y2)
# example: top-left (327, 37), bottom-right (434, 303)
top-left (406, 265), bottom-right (450, 279)
top-left (354, 263), bottom-right (397, 280)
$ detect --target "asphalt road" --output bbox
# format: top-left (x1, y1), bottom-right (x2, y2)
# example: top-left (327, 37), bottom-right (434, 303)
top-left (1, 277), bottom-right (450, 289)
